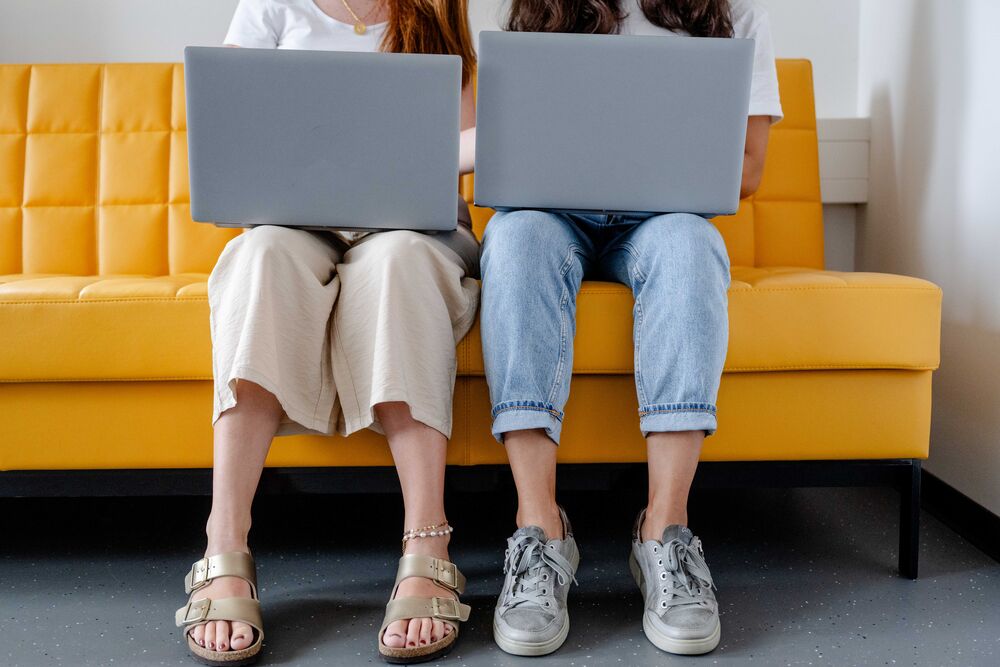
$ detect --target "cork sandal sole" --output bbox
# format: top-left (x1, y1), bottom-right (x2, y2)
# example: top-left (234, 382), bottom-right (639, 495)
top-left (378, 629), bottom-right (458, 664)
top-left (186, 632), bottom-right (262, 667)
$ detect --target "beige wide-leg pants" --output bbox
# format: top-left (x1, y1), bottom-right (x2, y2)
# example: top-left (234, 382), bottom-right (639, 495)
top-left (208, 224), bottom-right (480, 438)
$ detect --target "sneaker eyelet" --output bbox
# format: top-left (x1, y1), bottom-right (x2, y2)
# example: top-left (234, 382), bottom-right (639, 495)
top-left (662, 588), bottom-right (668, 595)
top-left (660, 601), bottom-right (668, 609)
top-left (542, 574), bottom-right (549, 581)
top-left (657, 560), bottom-right (663, 566)
top-left (659, 572), bottom-right (667, 580)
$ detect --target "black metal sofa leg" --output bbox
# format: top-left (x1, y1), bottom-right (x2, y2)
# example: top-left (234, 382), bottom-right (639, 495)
top-left (899, 459), bottom-right (922, 579)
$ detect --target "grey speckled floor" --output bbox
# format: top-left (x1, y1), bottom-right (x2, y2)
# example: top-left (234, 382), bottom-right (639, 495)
top-left (1, 484), bottom-right (998, 667)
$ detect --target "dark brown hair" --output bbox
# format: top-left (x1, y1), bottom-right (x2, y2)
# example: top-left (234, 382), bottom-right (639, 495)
top-left (381, 0), bottom-right (477, 86)
top-left (506, 0), bottom-right (734, 39)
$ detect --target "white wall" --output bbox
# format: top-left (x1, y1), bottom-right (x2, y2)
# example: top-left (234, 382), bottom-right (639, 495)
top-left (857, 0), bottom-right (1000, 515)
top-left (0, 0), bottom-right (239, 62)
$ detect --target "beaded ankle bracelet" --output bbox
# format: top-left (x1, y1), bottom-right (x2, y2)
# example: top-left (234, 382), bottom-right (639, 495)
top-left (401, 521), bottom-right (453, 551)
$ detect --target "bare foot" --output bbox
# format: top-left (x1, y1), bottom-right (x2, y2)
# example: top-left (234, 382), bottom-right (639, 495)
top-left (381, 535), bottom-right (457, 649)
top-left (185, 543), bottom-right (256, 653)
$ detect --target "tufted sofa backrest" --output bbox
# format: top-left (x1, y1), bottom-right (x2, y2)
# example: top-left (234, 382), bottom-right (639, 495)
top-left (0, 64), bottom-right (238, 277)
top-left (0, 59), bottom-right (821, 276)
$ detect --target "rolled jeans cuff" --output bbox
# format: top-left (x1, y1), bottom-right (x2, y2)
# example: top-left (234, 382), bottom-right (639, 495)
top-left (491, 401), bottom-right (564, 445)
top-left (639, 403), bottom-right (718, 437)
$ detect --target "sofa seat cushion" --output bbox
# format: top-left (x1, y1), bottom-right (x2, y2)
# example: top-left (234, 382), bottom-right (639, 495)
top-left (459, 267), bottom-right (942, 374)
top-left (0, 267), bottom-right (941, 382)
top-left (0, 274), bottom-right (212, 382)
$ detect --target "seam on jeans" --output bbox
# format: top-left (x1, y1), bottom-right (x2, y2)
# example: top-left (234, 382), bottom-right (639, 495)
top-left (492, 402), bottom-right (564, 421)
top-left (611, 242), bottom-right (650, 406)
top-left (631, 263), bottom-right (649, 408)
top-left (639, 402), bottom-right (717, 416)
top-left (547, 244), bottom-right (582, 406)
top-left (617, 242), bottom-right (648, 284)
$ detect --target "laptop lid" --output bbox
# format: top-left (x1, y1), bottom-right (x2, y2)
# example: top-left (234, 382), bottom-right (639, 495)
top-left (184, 46), bottom-right (461, 230)
top-left (474, 31), bottom-right (754, 217)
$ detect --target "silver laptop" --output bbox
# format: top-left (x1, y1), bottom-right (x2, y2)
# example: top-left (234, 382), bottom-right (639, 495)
top-left (184, 46), bottom-right (461, 230)
top-left (474, 31), bottom-right (755, 217)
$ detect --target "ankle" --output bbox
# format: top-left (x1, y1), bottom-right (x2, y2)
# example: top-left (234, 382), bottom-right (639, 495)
top-left (402, 533), bottom-right (451, 559)
top-left (205, 514), bottom-right (250, 555)
top-left (516, 503), bottom-right (563, 540)
top-left (642, 505), bottom-right (687, 542)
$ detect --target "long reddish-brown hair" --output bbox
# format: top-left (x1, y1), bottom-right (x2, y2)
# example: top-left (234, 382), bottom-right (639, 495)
top-left (381, 0), bottom-right (477, 86)
top-left (506, 0), bottom-right (734, 38)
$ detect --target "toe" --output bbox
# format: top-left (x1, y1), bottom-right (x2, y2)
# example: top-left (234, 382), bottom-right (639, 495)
top-left (204, 621), bottom-right (217, 651)
top-left (190, 623), bottom-right (206, 647)
top-left (231, 621), bottom-right (254, 651)
top-left (431, 619), bottom-right (444, 643)
top-left (444, 622), bottom-right (453, 635)
top-left (405, 618), bottom-right (421, 648)
top-left (215, 620), bottom-right (230, 652)
top-left (382, 619), bottom-right (407, 649)
top-left (419, 618), bottom-right (432, 646)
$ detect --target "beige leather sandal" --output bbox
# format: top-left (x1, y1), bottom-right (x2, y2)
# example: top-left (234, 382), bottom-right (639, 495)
top-left (378, 554), bottom-right (471, 664)
top-left (174, 552), bottom-right (264, 666)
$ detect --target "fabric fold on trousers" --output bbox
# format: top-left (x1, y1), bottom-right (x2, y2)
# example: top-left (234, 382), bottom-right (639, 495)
top-left (209, 224), bottom-right (479, 439)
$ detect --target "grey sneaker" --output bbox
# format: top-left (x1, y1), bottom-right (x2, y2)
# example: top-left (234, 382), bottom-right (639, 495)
top-left (493, 508), bottom-right (580, 656)
top-left (629, 510), bottom-right (721, 655)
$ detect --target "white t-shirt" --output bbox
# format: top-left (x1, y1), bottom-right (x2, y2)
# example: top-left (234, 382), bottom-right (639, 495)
top-left (620, 0), bottom-right (783, 122)
top-left (223, 0), bottom-right (479, 241)
top-left (225, 0), bottom-right (387, 53)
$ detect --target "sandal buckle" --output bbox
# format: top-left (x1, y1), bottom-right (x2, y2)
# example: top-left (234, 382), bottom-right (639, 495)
top-left (182, 598), bottom-right (211, 624)
top-left (186, 558), bottom-right (210, 593)
top-left (431, 597), bottom-right (461, 620)
top-left (434, 560), bottom-right (458, 589)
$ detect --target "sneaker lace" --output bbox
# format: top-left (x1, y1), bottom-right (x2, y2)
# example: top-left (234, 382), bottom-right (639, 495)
top-left (501, 533), bottom-right (577, 610)
top-left (654, 537), bottom-right (715, 611)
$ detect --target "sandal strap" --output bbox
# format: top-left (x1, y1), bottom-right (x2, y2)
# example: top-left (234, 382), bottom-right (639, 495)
top-left (393, 554), bottom-right (466, 594)
top-left (379, 596), bottom-right (471, 634)
top-left (174, 596), bottom-right (265, 638)
top-left (184, 552), bottom-right (257, 596)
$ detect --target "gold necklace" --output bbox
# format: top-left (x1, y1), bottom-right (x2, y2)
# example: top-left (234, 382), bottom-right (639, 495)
top-left (339, 0), bottom-right (379, 35)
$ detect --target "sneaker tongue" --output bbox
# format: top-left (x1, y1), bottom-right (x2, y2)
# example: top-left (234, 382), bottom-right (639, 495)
top-left (514, 525), bottom-right (548, 542)
top-left (661, 525), bottom-right (693, 546)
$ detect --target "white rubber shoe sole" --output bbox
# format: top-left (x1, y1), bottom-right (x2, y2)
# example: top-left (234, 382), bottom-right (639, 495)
top-left (493, 613), bottom-right (570, 657)
top-left (629, 553), bottom-right (721, 655)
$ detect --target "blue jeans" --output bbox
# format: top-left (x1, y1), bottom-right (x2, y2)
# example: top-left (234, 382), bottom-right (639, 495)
top-left (480, 210), bottom-right (731, 444)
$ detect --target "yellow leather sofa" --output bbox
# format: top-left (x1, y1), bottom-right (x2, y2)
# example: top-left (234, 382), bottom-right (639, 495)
top-left (0, 61), bottom-right (940, 570)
